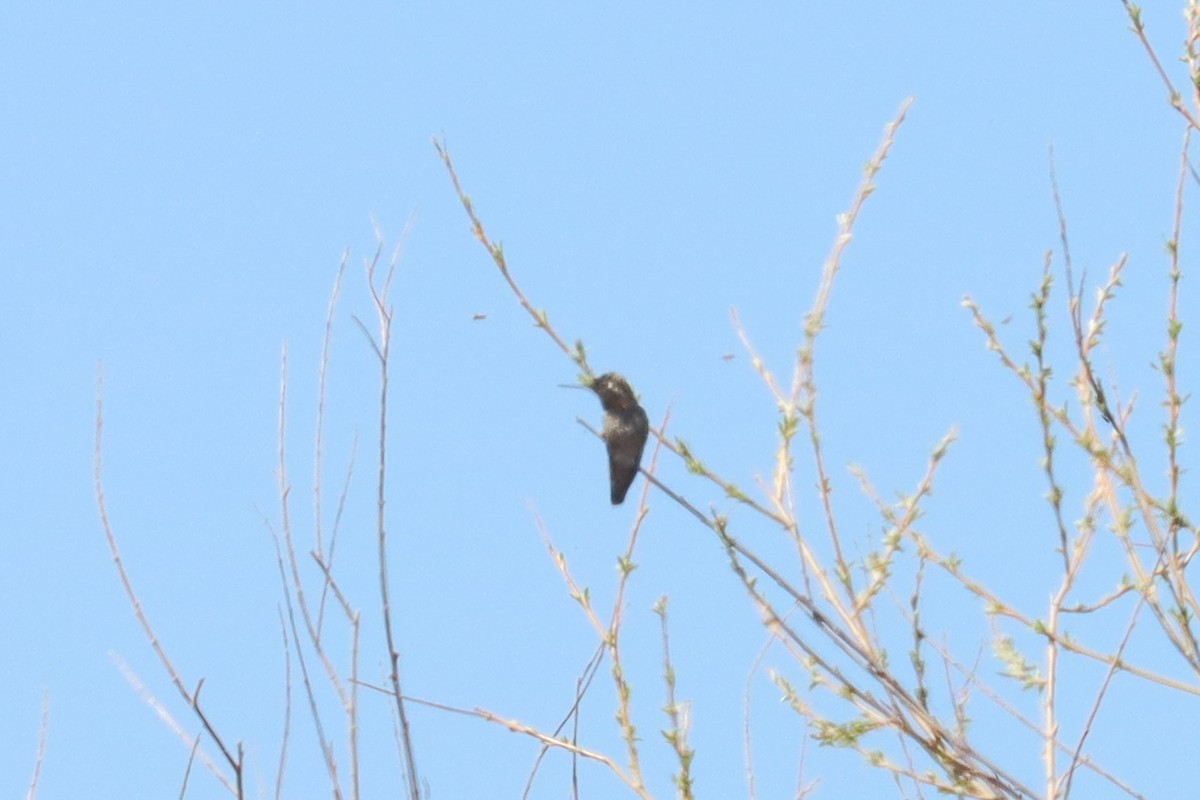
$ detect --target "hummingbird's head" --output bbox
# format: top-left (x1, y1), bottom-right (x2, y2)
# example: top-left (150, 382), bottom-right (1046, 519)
top-left (590, 372), bottom-right (638, 412)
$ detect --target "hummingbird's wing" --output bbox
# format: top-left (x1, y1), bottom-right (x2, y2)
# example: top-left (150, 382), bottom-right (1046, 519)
top-left (605, 407), bottom-right (650, 505)
top-left (607, 443), bottom-right (638, 504)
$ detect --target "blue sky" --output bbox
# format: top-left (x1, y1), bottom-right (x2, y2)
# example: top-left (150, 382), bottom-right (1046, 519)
top-left (2, 3), bottom-right (1197, 798)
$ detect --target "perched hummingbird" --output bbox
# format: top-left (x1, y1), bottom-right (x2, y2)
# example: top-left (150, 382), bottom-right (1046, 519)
top-left (589, 372), bottom-right (650, 505)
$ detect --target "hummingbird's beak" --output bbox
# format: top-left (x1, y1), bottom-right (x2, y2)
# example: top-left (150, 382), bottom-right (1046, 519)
top-left (557, 375), bottom-right (596, 390)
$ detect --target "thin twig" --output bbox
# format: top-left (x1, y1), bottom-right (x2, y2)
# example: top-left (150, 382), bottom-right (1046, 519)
top-left (273, 609), bottom-right (293, 800)
top-left (24, 693), bottom-right (49, 800)
top-left (315, 250), bottom-right (349, 633)
top-left (433, 139), bottom-right (590, 374)
top-left (363, 225), bottom-right (421, 800)
top-left (176, 733), bottom-right (202, 800)
top-left (94, 366), bottom-right (243, 796)
top-left (1120, 1), bottom-right (1200, 132)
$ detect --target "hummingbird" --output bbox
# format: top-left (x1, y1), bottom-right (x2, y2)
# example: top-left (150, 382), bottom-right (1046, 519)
top-left (589, 372), bottom-right (650, 505)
